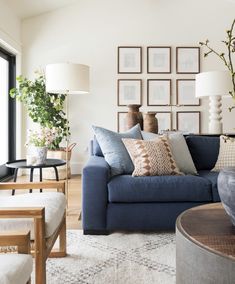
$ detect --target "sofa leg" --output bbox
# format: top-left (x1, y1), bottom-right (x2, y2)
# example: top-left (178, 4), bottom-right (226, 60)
top-left (83, 230), bottom-right (110, 235)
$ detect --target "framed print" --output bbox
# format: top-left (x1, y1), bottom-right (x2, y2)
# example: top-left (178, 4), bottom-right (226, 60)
top-left (156, 112), bottom-right (172, 133)
top-left (147, 46), bottom-right (171, 73)
top-left (176, 79), bottom-right (200, 106)
top-left (117, 79), bottom-right (142, 106)
top-left (176, 47), bottom-right (200, 74)
top-left (176, 111), bottom-right (201, 134)
top-left (117, 112), bottom-right (127, 132)
top-left (147, 79), bottom-right (171, 106)
top-left (118, 46), bottom-right (142, 73)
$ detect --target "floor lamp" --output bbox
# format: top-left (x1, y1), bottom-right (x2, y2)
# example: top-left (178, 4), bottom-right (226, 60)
top-left (45, 63), bottom-right (90, 206)
top-left (195, 71), bottom-right (232, 134)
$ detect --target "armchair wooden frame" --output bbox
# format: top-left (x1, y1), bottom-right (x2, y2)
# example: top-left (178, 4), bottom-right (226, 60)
top-left (0, 181), bottom-right (67, 284)
top-left (0, 230), bottom-right (31, 284)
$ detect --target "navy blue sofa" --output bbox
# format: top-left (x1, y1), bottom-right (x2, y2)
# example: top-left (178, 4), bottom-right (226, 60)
top-left (82, 135), bottom-right (220, 235)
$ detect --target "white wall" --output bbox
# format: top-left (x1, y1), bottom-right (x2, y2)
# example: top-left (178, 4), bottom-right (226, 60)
top-left (21, 0), bottom-right (235, 173)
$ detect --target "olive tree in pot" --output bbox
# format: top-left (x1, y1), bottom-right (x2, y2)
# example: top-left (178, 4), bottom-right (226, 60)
top-left (10, 71), bottom-right (75, 179)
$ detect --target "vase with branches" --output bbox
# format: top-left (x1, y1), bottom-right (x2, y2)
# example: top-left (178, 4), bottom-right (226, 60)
top-left (199, 19), bottom-right (235, 111)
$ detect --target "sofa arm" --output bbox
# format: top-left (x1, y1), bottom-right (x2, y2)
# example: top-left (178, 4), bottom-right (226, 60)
top-left (82, 156), bottom-right (110, 233)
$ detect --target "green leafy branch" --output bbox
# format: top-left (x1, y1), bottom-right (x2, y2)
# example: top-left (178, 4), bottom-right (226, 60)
top-left (199, 19), bottom-right (235, 111)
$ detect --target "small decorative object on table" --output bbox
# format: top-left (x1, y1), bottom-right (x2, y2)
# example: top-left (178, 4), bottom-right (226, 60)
top-left (143, 112), bottom-right (158, 133)
top-left (125, 104), bottom-right (143, 130)
top-left (26, 127), bottom-right (58, 165)
top-left (218, 167), bottom-right (235, 226)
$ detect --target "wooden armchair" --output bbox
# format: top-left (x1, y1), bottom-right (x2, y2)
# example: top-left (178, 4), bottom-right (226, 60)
top-left (0, 181), bottom-right (67, 284)
top-left (0, 230), bottom-right (33, 284)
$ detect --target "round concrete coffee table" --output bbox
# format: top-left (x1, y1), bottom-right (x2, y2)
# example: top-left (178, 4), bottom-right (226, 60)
top-left (176, 203), bottom-right (235, 284)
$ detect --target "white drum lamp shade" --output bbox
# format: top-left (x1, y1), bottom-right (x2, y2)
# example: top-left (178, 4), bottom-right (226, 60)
top-left (45, 63), bottom-right (89, 94)
top-left (195, 71), bottom-right (232, 134)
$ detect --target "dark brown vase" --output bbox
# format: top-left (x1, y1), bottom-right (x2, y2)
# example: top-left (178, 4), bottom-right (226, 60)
top-left (143, 112), bottom-right (158, 133)
top-left (125, 104), bottom-right (143, 130)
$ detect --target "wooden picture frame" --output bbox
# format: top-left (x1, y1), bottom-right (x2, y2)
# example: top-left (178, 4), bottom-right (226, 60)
top-left (118, 46), bottom-right (142, 74)
top-left (147, 46), bottom-right (171, 73)
top-left (156, 112), bottom-right (172, 133)
top-left (117, 112), bottom-right (127, 132)
top-left (176, 111), bottom-right (201, 134)
top-left (147, 79), bottom-right (171, 106)
top-left (176, 79), bottom-right (200, 106)
top-left (117, 79), bottom-right (142, 106)
top-left (176, 47), bottom-right (200, 74)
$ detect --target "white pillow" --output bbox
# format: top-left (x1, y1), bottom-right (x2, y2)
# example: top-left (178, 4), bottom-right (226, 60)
top-left (142, 131), bottom-right (197, 175)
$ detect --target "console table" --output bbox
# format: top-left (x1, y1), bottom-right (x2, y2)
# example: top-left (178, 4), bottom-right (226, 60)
top-left (176, 203), bottom-right (235, 284)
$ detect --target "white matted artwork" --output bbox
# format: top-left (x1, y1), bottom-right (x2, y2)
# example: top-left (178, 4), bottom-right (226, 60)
top-left (147, 79), bottom-right (171, 106)
top-left (156, 112), bottom-right (172, 133)
top-left (176, 111), bottom-right (201, 134)
top-left (147, 46), bottom-right (171, 73)
top-left (118, 46), bottom-right (142, 73)
top-left (176, 79), bottom-right (199, 106)
top-left (176, 47), bottom-right (200, 74)
top-left (118, 79), bottom-right (142, 106)
top-left (117, 112), bottom-right (127, 132)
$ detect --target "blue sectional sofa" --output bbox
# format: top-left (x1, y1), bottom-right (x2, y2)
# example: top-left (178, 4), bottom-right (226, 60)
top-left (82, 135), bottom-right (221, 235)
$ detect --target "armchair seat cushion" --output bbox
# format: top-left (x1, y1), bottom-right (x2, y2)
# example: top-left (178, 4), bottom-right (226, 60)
top-left (0, 192), bottom-right (66, 239)
top-left (0, 254), bottom-right (33, 284)
top-left (108, 175), bottom-right (212, 203)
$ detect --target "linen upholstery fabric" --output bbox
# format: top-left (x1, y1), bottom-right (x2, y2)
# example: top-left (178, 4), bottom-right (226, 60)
top-left (0, 254), bottom-right (33, 284)
top-left (92, 124), bottom-right (142, 176)
top-left (0, 192), bottom-right (66, 240)
top-left (108, 174), bottom-right (212, 202)
top-left (122, 136), bottom-right (181, 176)
top-left (186, 136), bottom-right (219, 170)
top-left (168, 133), bottom-right (197, 175)
top-left (212, 135), bottom-right (235, 171)
top-left (198, 170), bottom-right (220, 202)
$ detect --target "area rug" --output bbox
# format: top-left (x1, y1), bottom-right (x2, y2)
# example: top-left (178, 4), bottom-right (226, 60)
top-left (33, 230), bottom-right (176, 284)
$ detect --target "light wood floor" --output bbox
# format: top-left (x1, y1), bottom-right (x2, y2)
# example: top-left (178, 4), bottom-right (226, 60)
top-left (11, 175), bottom-right (82, 230)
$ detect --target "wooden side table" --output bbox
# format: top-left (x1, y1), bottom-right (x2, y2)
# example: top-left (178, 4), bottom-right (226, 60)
top-left (176, 203), bottom-right (235, 284)
top-left (6, 159), bottom-right (66, 195)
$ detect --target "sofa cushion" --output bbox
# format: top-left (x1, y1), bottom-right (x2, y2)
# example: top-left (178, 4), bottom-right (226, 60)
top-left (92, 124), bottom-right (142, 176)
top-left (0, 192), bottom-right (66, 239)
top-left (108, 175), bottom-right (212, 202)
top-left (198, 170), bottom-right (220, 202)
top-left (0, 254), bottom-right (33, 284)
top-left (186, 136), bottom-right (219, 170)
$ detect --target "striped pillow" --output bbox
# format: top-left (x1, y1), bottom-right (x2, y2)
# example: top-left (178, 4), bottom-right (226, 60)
top-left (213, 135), bottom-right (235, 171)
top-left (122, 136), bottom-right (182, 176)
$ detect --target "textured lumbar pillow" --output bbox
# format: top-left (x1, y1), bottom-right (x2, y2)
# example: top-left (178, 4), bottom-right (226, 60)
top-left (92, 124), bottom-right (142, 176)
top-left (122, 136), bottom-right (182, 176)
top-left (167, 133), bottom-right (197, 175)
top-left (212, 135), bottom-right (235, 171)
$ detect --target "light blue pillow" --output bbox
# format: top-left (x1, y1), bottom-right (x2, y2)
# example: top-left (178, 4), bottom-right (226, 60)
top-left (92, 124), bottom-right (142, 176)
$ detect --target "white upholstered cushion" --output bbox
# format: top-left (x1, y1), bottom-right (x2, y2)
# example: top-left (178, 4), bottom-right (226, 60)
top-left (0, 192), bottom-right (66, 239)
top-left (0, 254), bottom-right (33, 284)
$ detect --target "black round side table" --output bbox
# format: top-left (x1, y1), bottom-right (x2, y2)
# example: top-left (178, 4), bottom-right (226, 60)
top-left (6, 159), bottom-right (66, 195)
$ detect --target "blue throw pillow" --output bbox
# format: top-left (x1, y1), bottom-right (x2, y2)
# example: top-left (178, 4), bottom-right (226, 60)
top-left (92, 124), bottom-right (142, 176)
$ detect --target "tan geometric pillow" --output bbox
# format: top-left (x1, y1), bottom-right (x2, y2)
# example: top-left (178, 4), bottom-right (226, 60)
top-left (212, 135), bottom-right (235, 171)
top-left (122, 136), bottom-right (182, 177)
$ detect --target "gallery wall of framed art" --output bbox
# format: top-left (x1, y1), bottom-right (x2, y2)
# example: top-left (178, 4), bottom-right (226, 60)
top-left (116, 45), bottom-right (202, 134)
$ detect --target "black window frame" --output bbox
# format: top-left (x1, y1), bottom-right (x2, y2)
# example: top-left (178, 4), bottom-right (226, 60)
top-left (0, 47), bottom-right (16, 180)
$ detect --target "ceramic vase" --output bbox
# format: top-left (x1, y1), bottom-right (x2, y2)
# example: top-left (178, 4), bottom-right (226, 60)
top-left (32, 146), bottom-right (48, 165)
top-left (125, 104), bottom-right (143, 131)
top-left (218, 167), bottom-right (235, 226)
top-left (143, 112), bottom-right (158, 134)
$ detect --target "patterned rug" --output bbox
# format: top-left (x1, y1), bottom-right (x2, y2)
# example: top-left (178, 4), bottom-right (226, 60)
top-left (34, 230), bottom-right (176, 284)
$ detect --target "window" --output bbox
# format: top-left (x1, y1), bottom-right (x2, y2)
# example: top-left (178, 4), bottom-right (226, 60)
top-left (0, 47), bottom-right (16, 180)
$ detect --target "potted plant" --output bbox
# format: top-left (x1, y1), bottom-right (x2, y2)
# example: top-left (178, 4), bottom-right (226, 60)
top-left (10, 71), bottom-right (75, 178)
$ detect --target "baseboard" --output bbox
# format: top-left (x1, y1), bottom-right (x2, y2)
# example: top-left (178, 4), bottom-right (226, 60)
top-left (71, 162), bottom-right (84, 175)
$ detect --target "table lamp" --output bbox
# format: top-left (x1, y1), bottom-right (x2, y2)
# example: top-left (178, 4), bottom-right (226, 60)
top-left (45, 63), bottom-right (89, 201)
top-left (195, 71), bottom-right (232, 134)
